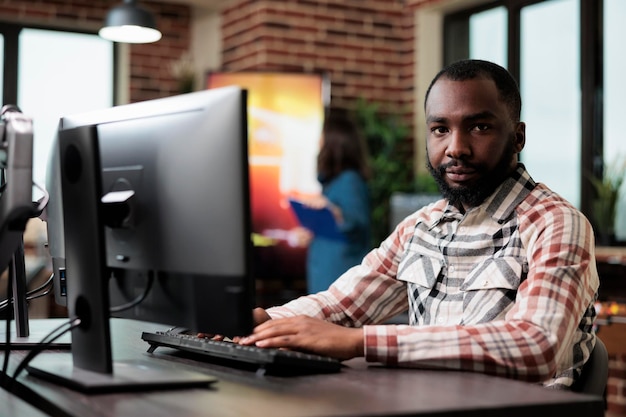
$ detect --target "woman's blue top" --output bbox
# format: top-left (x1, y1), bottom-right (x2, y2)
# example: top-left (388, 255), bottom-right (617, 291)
top-left (307, 170), bottom-right (371, 293)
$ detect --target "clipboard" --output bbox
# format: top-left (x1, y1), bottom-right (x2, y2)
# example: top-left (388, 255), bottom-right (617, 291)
top-left (288, 198), bottom-right (346, 242)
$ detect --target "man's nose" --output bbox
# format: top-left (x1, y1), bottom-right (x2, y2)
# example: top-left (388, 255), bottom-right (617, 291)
top-left (445, 131), bottom-right (471, 159)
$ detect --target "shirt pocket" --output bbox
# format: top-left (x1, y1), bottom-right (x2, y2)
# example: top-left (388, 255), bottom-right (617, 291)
top-left (460, 257), bottom-right (526, 324)
top-left (397, 251), bottom-right (443, 289)
top-left (461, 257), bottom-right (524, 291)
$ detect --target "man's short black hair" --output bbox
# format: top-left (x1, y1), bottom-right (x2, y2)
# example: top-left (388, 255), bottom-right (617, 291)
top-left (424, 59), bottom-right (522, 122)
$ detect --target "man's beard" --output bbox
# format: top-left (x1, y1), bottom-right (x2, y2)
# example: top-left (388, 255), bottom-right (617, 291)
top-left (427, 138), bottom-right (517, 209)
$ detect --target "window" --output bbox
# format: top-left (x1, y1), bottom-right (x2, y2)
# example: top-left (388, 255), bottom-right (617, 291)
top-left (604, 0), bottom-right (626, 238)
top-left (519, 0), bottom-right (580, 207)
top-left (444, 0), bottom-right (626, 241)
top-left (0, 24), bottom-right (114, 186)
top-left (0, 34), bottom-right (4, 101)
top-left (469, 6), bottom-right (507, 66)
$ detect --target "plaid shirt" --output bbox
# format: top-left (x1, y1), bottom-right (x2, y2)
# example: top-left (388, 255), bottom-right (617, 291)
top-left (268, 165), bottom-right (599, 388)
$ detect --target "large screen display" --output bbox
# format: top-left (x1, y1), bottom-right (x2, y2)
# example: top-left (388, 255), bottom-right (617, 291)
top-left (207, 72), bottom-right (329, 302)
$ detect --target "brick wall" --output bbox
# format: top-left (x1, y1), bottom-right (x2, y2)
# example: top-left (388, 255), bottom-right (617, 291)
top-left (598, 320), bottom-right (626, 415)
top-left (130, 1), bottom-right (191, 101)
top-left (220, 0), bottom-right (416, 159)
top-left (221, 0), bottom-right (411, 108)
top-left (608, 353), bottom-right (626, 414)
top-left (0, 0), bottom-right (191, 103)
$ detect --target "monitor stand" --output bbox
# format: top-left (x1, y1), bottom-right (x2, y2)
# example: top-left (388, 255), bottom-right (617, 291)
top-left (0, 241), bottom-right (71, 349)
top-left (10, 240), bottom-right (28, 337)
top-left (0, 242), bottom-right (65, 350)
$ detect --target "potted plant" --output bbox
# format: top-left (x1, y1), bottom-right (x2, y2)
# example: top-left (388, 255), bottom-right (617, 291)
top-left (354, 98), bottom-right (440, 246)
top-left (353, 98), bottom-right (413, 246)
top-left (589, 155), bottom-right (626, 246)
top-left (169, 51), bottom-right (196, 94)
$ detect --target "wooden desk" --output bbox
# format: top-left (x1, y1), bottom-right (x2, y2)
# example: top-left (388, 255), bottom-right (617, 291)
top-left (0, 385), bottom-right (50, 417)
top-left (2, 319), bottom-right (604, 417)
top-left (596, 246), bottom-right (626, 264)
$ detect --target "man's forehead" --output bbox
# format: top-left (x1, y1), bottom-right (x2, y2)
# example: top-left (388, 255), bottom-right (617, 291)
top-left (426, 78), bottom-right (500, 111)
top-left (430, 76), bottom-right (496, 93)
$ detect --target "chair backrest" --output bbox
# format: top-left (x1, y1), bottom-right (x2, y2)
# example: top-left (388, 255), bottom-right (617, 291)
top-left (571, 337), bottom-right (609, 397)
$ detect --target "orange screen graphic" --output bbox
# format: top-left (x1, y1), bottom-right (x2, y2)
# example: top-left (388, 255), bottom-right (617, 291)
top-left (207, 72), bottom-right (327, 293)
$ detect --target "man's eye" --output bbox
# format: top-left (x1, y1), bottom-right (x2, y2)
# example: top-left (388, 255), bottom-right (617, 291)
top-left (431, 126), bottom-right (448, 135)
top-left (471, 124), bottom-right (490, 132)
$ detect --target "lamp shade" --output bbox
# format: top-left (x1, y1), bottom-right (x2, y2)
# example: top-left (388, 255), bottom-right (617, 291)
top-left (99, 0), bottom-right (162, 44)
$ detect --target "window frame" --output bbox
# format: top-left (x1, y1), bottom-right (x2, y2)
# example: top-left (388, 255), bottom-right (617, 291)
top-left (0, 21), bottom-right (119, 108)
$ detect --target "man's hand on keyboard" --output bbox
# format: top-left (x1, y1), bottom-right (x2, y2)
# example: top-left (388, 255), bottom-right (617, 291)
top-left (253, 307), bottom-right (272, 326)
top-left (239, 315), bottom-right (364, 360)
top-left (196, 307), bottom-right (273, 341)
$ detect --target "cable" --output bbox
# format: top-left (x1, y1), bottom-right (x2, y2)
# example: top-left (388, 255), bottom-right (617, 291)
top-left (24, 272), bottom-right (53, 293)
top-left (0, 104), bottom-right (22, 116)
top-left (31, 180), bottom-right (49, 217)
top-left (0, 272), bottom-right (54, 386)
top-left (7, 317), bottom-right (81, 392)
top-left (109, 271), bottom-right (155, 313)
top-left (22, 285), bottom-right (53, 301)
top-left (0, 272), bottom-right (54, 312)
top-left (26, 273), bottom-right (53, 299)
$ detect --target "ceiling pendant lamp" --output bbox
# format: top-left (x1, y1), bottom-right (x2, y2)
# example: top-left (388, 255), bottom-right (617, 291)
top-left (99, 0), bottom-right (162, 44)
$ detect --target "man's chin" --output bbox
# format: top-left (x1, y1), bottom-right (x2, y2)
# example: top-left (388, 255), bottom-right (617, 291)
top-left (446, 181), bottom-right (475, 190)
top-left (442, 183), bottom-right (494, 208)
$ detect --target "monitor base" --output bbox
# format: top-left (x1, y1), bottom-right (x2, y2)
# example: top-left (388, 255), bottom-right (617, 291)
top-left (0, 319), bottom-right (71, 350)
top-left (26, 352), bottom-right (217, 393)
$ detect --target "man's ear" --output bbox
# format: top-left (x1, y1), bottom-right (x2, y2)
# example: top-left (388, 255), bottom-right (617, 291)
top-left (514, 122), bottom-right (526, 153)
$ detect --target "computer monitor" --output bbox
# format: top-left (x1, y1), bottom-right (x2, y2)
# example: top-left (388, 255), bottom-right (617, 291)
top-left (29, 86), bottom-right (254, 392)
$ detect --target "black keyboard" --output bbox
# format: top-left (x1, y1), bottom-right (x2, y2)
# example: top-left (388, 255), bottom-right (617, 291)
top-left (141, 330), bottom-right (342, 375)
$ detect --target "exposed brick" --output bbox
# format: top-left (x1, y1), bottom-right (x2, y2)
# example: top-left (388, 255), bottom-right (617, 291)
top-left (221, 0), bottom-right (413, 162)
top-left (605, 350), bottom-right (626, 412)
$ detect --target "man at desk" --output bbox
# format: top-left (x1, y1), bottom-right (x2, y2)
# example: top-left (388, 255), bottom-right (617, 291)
top-left (239, 59), bottom-right (599, 389)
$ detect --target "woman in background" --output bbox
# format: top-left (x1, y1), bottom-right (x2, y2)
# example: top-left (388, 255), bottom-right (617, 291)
top-left (293, 115), bottom-right (372, 294)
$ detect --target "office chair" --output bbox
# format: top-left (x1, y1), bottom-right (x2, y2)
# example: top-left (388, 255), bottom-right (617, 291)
top-left (570, 337), bottom-right (609, 398)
